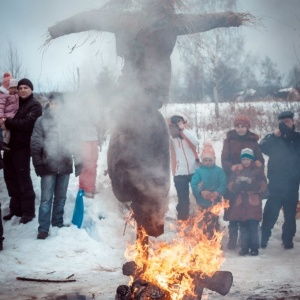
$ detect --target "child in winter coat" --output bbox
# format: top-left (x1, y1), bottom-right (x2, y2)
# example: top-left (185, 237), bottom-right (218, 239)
top-left (221, 114), bottom-right (264, 249)
top-left (191, 143), bottom-right (227, 238)
top-left (228, 148), bottom-right (267, 256)
top-left (0, 74), bottom-right (19, 150)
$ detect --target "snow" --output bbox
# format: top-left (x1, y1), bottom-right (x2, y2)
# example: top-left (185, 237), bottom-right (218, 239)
top-left (0, 104), bottom-right (300, 300)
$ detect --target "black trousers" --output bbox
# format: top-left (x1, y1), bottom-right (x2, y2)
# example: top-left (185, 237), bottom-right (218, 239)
top-left (0, 203), bottom-right (3, 239)
top-left (261, 180), bottom-right (299, 244)
top-left (174, 174), bottom-right (193, 221)
top-left (3, 149), bottom-right (35, 217)
top-left (240, 220), bottom-right (259, 250)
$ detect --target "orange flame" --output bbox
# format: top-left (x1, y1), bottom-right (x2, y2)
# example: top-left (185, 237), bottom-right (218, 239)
top-left (125, 200), bottom-right (229, 299)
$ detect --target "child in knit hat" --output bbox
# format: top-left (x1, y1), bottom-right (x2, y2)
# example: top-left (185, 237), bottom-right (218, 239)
top-left (221, 114), bottom-right (265, 250)
top-left (0, 74), bottom-right (19, 150)
top-left (227, 148), bottom-right (268, 256)
top-left (191, 143), bottom-right (227, 238)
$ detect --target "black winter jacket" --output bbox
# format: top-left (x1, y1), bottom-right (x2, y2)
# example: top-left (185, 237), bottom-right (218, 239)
top-left (259, 130), bottom-right (300, 185)
top-left (31, 108), bottom-right (80, 175)
top-left (5, 94), bottom-right (42, 150)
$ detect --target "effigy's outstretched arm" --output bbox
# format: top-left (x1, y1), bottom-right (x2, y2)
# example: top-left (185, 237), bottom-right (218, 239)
top-left (48, 10), bottom-right (120, 39)
top-left (174, 11), bottom-right (252, 36)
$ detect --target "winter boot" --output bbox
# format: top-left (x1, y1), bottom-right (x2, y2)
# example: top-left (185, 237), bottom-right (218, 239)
top-left (239, 248), bottom-right (249, 256)
top-left (3, 213), bottom-right (15, 221)
top-left (260, 231), bottom-right (270, 249)
top-left (19, 215), bottom-right (35, 224)
top-left (37, 231), bottom-right (48, 240)
top-left (283, 240), bottom-right (294, 250)
top-left (250, 249), bottom-right (259, 256)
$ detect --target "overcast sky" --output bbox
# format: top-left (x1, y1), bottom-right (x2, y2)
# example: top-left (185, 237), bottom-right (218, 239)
top-left (0, 0), bottom-right (299, 92)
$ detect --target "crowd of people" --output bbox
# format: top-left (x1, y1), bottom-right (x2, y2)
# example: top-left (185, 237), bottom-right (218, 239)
top-left (0, 73), bottom-right (100, 249)
top-left (169, 110), bottom-right (300, 256)
top-left (0, 72), bottom-right (299, 258)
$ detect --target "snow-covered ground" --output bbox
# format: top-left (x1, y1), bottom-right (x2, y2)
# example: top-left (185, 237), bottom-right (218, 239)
top-left (0, 103), bottom-right (300, 300)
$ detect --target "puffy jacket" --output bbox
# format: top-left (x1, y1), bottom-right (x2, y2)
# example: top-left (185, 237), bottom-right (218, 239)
top-left (227, 163), bottom-right (267, 222)
top-left (221, 130), bottom-right (264, 178)
top-left (31, 108), bottom-right (79, 175)
top-left (170, 128), bottom-right (199, 176)
top-left (0, 93), bottom-right (19, 118)
top-left (191, 164), bottom-right (227, 208)
top-left (5, 94), bottom-right (42, 150)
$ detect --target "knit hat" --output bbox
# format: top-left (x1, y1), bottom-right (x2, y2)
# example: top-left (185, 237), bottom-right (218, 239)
top-left (234, 115), bottom-right (251, 128)
top-left (201, 143), bottom-right (216, 160)
top-left (277, 111), bottom-right (294, 120)
top-left (2, 72), bottom-right (11, 90)
top-left (240, 148), bottom-right (254, 160)
top-left (18, 78), bottom-right (34, 91)
top-left (170, 112), bottom-right (188, 124)
top-left (9, 78), bottom-right (18, 88)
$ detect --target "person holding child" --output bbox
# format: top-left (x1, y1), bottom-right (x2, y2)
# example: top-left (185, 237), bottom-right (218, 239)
top-left (221, 114), bottom-right (264, 249)
top-left (2, 78), bottom-right (42, 224)
top-left (191, 143), bottom-right (227, 238)
top-left (227, 148), bottom-right (268, 256)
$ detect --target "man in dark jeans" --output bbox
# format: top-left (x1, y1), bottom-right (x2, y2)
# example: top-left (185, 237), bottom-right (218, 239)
top-left (2, 78), bottom-right (42, 224)
top-left (260, 111), bottom-right (300, 249)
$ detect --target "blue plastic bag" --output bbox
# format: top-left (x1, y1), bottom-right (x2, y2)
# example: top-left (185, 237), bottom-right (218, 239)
top-left (72, 189), bottom-right (85, 228)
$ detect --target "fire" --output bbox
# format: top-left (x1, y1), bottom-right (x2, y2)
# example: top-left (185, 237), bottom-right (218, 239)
top-left (125, 200), bottom-right (229, 299)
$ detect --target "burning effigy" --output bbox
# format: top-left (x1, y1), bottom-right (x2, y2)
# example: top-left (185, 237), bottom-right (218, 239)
top-left (116, 202), bottom-right (232, 300)
top-left (46, 2), bottom-right (253, 298)
top-left (47, 0), bottom-right (253, 237)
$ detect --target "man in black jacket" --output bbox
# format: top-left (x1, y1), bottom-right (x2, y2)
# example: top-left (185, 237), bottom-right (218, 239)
top-left (2, 78), bottom-right (42, 224)
top-left (260, 111), bottom-right (300, 249)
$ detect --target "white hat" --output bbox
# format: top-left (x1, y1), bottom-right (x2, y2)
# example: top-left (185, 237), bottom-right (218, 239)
top-left (9, 78), bottom-right (18, 88)
top-left (171, 112), bottom-right (188, 123)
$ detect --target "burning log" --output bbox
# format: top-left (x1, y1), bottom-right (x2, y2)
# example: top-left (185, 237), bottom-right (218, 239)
top-left (116, 280), bottom-right (172, 300)
top-left (121, 261), bottom-right (233, 298)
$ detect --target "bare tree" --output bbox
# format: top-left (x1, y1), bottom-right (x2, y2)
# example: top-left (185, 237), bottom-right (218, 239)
top-left (63, 65), bottom-right (81, 92)
top-left (177, 0), bottom-right (249, 117)
top-left (3, 39), bottom-right (27, 79)
top-left (286, 64), bottom-right (300, 90)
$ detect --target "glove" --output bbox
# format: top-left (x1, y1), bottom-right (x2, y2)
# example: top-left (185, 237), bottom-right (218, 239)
top-left (246, 177), bottom-right (252, 184)
top-left (75, 164), bottom-right (83, 177)
top-left (210, 191), bottom-right (220, 201)
top-left (201, 190), bottom-right (212, 201)
top-left (35, 165), bottom-right (46, 177)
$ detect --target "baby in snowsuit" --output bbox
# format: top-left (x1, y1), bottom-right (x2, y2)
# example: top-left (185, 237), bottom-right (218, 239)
top-left (0, 74), bottom-right (19, 150)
